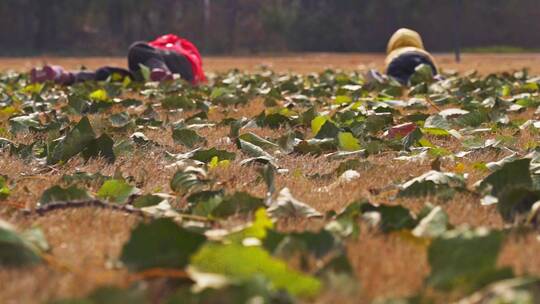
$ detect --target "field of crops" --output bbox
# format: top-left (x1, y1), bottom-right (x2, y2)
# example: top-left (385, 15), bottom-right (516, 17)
top-left (1, 54), bottom-right (540, 303)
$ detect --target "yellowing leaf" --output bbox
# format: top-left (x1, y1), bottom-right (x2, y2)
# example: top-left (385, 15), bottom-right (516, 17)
top-left (190, 243), bottom-right (321, 298)
top-left (227, 208), bottom-right (274, 242)
top-left (454, 162), bottom-right (466, 174)
top-left (22, 83), bottom-right (44, 94)
top-left (0, 106), bottom-right (18, 117)
top-left (97, 179), bottom-right (139, 204)
top-left (279, 107), bottom-right (297, 117)
top-left (311, 116), bottom-right (328, 136)
top-left (89, 89), bottom-right (109, 102)
top-left (421, 128), bottom-right (451, 137)
top-left (418, 138), bottom-right (435, 148)
top-left (208, 156), bottom-right (230, 169)
top-left (338, 132), bottom-right (360, 151)
top-left (209, 156), bottom-right (219, 169)
top-left (111, 72), bottom-right (124, 82)
top-left (122, 75), bottom-right (132, 87)
top-left (500, 85), bottom-right (511, 97)
top-left (351, 101), bottom-right (363, 110)
top-left (334, 95), bottom-right (352, 105)
top-left (218, 159), bottom-right (230, 168)
top-left (0, 176), bottom-right (9, 200)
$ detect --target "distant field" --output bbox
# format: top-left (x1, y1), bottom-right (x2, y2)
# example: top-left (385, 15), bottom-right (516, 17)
top-left (2, 53), bottom-right (540, 75)
top-left (2, 53), bottom-right (540, 304)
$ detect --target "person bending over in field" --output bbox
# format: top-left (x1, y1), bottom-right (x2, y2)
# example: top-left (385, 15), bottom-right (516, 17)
top-left (384, 28), bottom-right (438, 85)
top-left (30, 34), bottom-right (206, 85)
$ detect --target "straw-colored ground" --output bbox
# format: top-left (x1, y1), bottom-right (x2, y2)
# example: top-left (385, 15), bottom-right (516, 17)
top-left (3, 53), bottom-right (540, 75)
top-left (1, 53), bottom-right (540, 304)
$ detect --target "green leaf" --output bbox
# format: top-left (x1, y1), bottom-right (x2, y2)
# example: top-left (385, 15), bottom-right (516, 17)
top-left (9, 115), bottom-right (40, 134)
top-left (361, 203), bottom-right (416, 233)
top-left (132, 194), bottom-right (166, 208)
top-left (265, 229), bottom-right (339, 260)
top-left (0, 137), bottom-right (13, 149)
top-left (191, 148), bottom-right (236, 163)
top-left (210, 87), bottom-right (232, 99)
top-left (166, 277), bottom-right (287, 304)
top-left (189, 191), bottom-right (265, 219)
top-left (67, 94), bottom-right (90, 114)
top-left (398, 170), bottom-right (466, 198)
top-left (335, 159), bottom-right (370, 177)
top-left (259, 164), bottom-right (276, 199)
top-left (121, 218), bottom-right (206, 271)
top-left (109, 112), bottom-right (131, 128)
top-left (238, 132), bottom-right (279, 150)
top-left (477, 158), bottom-right (538, 221)
top-left (211, 192), bottom-right (266, 218)
top-left (402, 127), bottom-right (423, 151)
top-left (187, 190), bottom-right (224, 207)
top-left (268, 188), bottom-right (322, 219)
top-left (455, 111), bottom-right (489, 127)
top-left (424, 114), bottom-right (451, 130)
top-left (325, 201), bottom-right (363, 238)
top-left (0, 176), bottom-right (10, 200)
top-left (170, 167), bottom-right (208, 194)
top-left (412, 206), bottom-right (450, 238)
top-left (86, 286), bottom-right (147, 304)
top-left (337, 132), bottom-right (361, 151)
top-left (381, 83), bottom-right (403, 97)
top-left (130, 132), bottom-right (152, 146)
top-left (294, 138), bottom-right (337, 155)
top-left (455, 277), bottom-right (540, 304)
top-left (97, 179), bottom-right (139, 204)
top-left (314, 120), bottom-right (340, 140)
top-left (497, 188), bottom-right (540, 222)
top-left (409, 64), bottom-right (434, 86)
top-left (161, 95), bottom-right (196, 110)
top-left (0, 220), bottom-right (43, 267)
top-left (82, 134), bottom-right (115, 163)
top-left (229, 118), bottom-right (248, 138)
top-left (38, 185), bottom-right (91, 206)
top-left (138, 63), bottom-right (151, 81)
top-left (191, 194), bottom-right (224, 217)
top-left (172, 128), bottom-right (205, 148)
top-left (190, 243), bottom-right (321, 298)
top-left (238, 139), bottom-right (275, 160)
top-left (365, 113), bottom-right (393, 132)
top-left (47, 116), bottom-right (96, 165)
top-left (426, 228), bottom-right (513, 292)
top-left (478, 158), bottom-right (532, 198)
top-left (258, 112), bottom-right (291, 129)
top-left (118, 98), bottom-right (143, 108)
top-left (61, 171), bottom-right (110, 187)
top-left (277, 131), bottom-right (296, 154)
top-left (300, 107), bottom-right (317, 127)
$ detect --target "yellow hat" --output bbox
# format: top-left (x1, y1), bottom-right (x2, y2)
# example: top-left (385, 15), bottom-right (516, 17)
top-left (386, 28), bottom-right (425, 54)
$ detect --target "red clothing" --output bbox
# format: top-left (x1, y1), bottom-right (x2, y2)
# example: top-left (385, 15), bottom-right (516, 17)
top-left (149, 34), bottom-right (206, 84)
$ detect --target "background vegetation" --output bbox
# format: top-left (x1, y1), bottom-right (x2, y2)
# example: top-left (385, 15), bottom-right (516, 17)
top-left (2, 0), bottom-right (540, 55)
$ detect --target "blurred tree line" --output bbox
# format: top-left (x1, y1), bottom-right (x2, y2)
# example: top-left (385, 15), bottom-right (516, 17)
top-left (2, 0), bottom-right (540, 56)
